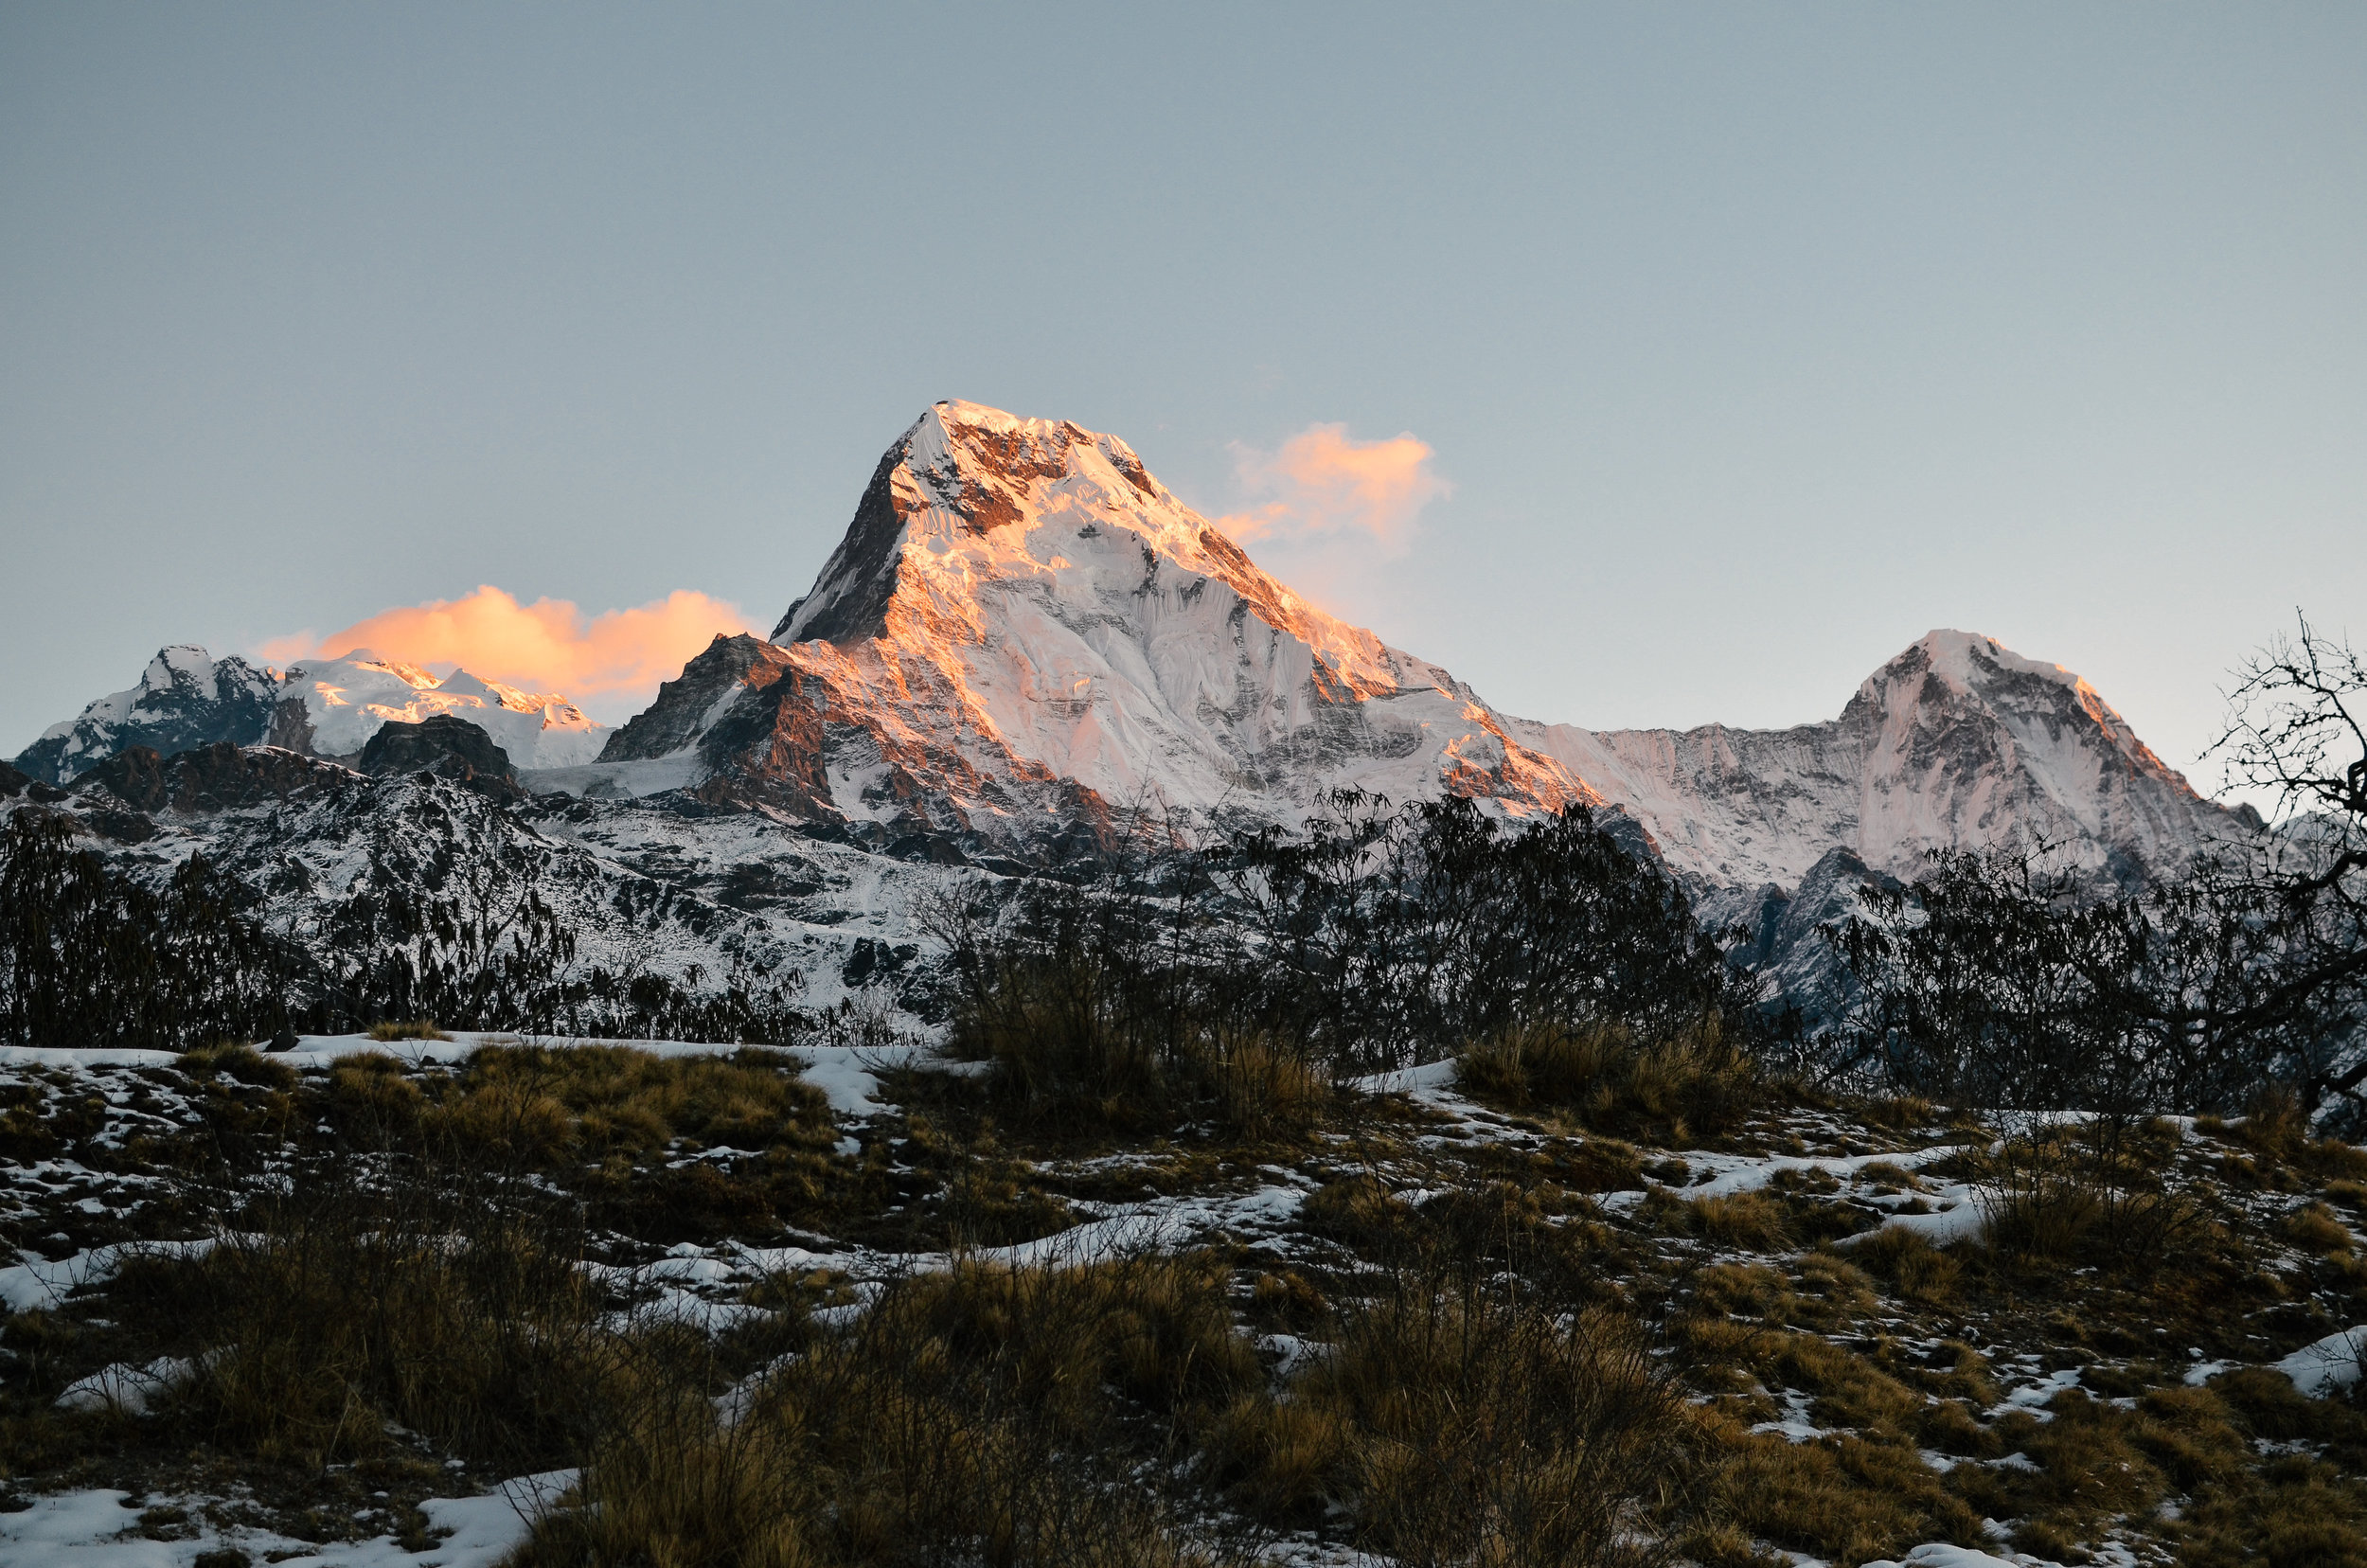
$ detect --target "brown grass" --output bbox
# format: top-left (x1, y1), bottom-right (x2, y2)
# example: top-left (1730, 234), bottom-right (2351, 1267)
top-left (1214, 1270), bottom-right (1690, 1567)
top-left (525, 1251), bottom-right (1259, 1568)
top-left (435, 1043), bottom-right (835, 1164)
top-left (365, 1019), bottom-right (448, 1042)
top-left (107, 1147), bottom-right (603, 1470)
top-left (1457, 1016), bottom-right (1760, 1144)
top-left (177, 1042), bottom-right (296, 1091)
top-left (2285, 1201), bottom-right (2358, 1256)
top-left (1847, 1226), bottom-right (1965, 1305)
top-left (1646, 1188), bottom-right (1789, 1252)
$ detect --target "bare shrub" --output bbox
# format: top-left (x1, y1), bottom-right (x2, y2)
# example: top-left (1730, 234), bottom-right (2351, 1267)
top-left (953, 941), bottom-right (1331, 1140)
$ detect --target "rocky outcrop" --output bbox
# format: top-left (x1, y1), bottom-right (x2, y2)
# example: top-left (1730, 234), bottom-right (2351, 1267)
top-left (73, 742), bottom-right (356, 816)
top-left (599, 634), bottom-right (793, 762)
top-left (359, 716), bottom-right (523, 801)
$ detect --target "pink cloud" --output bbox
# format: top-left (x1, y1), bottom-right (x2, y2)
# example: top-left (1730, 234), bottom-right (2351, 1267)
top-left (257, 586), bottom-right (752, 707)
top-left (1216, 422), bottom-right (1450, 558)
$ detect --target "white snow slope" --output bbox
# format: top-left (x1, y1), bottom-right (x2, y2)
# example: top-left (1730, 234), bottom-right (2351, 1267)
top-left (268, 650), bottom-right (608, 767)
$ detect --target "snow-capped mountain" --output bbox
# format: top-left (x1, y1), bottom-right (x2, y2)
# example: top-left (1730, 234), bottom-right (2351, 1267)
top-left (563, 401), bottom-right (1586, 857)
top-left (13, 648), bottom-right (608, 783)
top-left (1509, 629), bottom-right (2249, 893)
top-left (266, 650), bottom-right (606, 768)
top-left (14, 646), bottom-right (279, 786)
top-left (6, 400), bottom-right (2255, 1016)
top-left (556, 400), bottom-right (2243, 890)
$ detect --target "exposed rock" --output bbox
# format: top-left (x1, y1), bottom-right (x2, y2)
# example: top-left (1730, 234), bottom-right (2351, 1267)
top-left (359, 716), bottom-right (523, 801)
top-left (72, 742), bottom-right (354, 816)
top-left (599, 634), bottom-right (792, 762)
top-left (73, 747), bottom-right (171, 811)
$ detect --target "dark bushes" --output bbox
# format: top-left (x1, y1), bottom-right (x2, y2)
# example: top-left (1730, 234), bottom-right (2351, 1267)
top-left (951, 917), bottom-right (1330, 1139)
top-left (1227, 793), bottom-right (1754, 1073)
top-left (0, 811), bottom-right (301, 1051)
top-left (528, 1251), bottom-right (1262, 1568)
top-left (0, 810), bottom-right (812, 1048)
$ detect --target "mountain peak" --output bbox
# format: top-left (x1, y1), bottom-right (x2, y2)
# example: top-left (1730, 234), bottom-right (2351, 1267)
top-left (770, 401), bottom-right (1411, 700)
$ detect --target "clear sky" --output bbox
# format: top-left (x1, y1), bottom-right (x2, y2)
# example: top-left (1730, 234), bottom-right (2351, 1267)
top-left (4, 4), bottom-right (2361, 803)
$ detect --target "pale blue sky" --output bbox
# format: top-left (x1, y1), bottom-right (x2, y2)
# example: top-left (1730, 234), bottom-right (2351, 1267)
top-left (4, 4), bottom-right (2361, 800)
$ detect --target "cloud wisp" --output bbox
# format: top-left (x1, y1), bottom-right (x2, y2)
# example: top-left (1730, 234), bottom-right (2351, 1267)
top-left (1216, 422), bottom-right (1450, 559)
top-left (258, 586), bottom-right (752, 709)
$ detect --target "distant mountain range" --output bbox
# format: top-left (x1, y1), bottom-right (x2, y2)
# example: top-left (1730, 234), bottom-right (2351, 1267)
top-left (15, 645), bottom-right (606, 783)
top-left (7, 400), bottom-right (2254, 1013)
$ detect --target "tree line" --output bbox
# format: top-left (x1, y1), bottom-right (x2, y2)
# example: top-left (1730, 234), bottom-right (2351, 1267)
top-left (0, 811), bottom-right (806, 1050)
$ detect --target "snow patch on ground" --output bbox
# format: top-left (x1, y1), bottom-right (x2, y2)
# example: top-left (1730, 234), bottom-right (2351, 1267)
top-left (0, 1470), bottom-right (571, 1568)
top-left (2273, 1325), bottom-right (2367, 1399)
top-left (0, 1240), bottom-right (214, 1312)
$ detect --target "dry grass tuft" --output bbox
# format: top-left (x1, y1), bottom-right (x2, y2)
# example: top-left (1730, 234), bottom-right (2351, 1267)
top-left (1646, 1188), bottom-right (1789, 1252)
top-left (1847, 1226), bottom-right (1965, 1305)
top-left (365, 1019), bottom-right (448, 1042)
top-left (526, 1251), bottom-right (1259, 1568)
top-left (2285, 1201), bottom-right (2358, 1256)
top-left (177, 1042), bottom-right (296, 1091)
top-left (1703, 1420), bottom-right (1984, 1565)
top-left (436, 1043), bottom-right (833, 1164)
top-left (1458, 1016), bottom-right (1760, 1144)
top-left (1214, 1269), bottom-right (1690, 1567)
